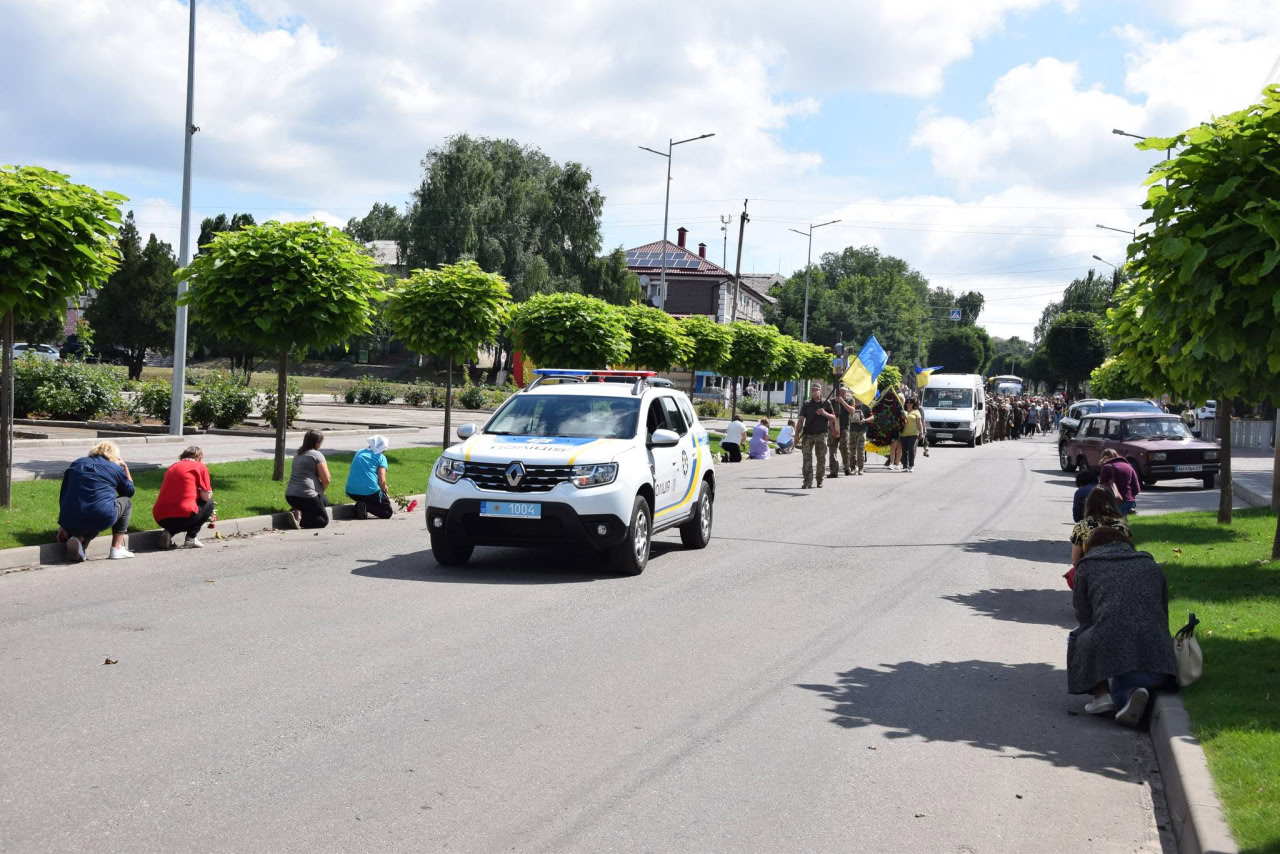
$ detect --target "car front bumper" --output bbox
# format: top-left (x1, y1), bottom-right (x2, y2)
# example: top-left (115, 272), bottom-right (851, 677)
top-left (1145, 462), bottom-right (1221, 480)
top-left (927, 428), bottom-right (974, 443)
top-left (425, 472), bottom-right (635, 550)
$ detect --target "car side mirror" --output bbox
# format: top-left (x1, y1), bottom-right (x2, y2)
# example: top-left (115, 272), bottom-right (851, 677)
top-left (456, 423), bottom-right (476, 440)
top-left (649, 428), bottom-right (680, 447)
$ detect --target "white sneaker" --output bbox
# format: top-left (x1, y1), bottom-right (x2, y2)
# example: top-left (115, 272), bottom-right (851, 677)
top-left (1084, 694), bottom-right (1116, 715)
top-left (183, 537), bottom-right (203, 549)
top-left (1115, 688), bottom-right (1150, 727)
top-left (66, 537), bottom-right (86, 563)
top-left (108, 547), bottom-right (135, 560)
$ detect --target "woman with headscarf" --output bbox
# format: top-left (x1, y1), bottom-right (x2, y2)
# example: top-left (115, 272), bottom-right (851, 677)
top-left (345, 434), bottom-right (393, 519)
top-left (57, 440), bottom-right (136, 562)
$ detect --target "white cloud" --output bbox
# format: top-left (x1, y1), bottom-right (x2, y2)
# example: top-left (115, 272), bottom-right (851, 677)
top-left (911, 58), bottom-right (1146, 193)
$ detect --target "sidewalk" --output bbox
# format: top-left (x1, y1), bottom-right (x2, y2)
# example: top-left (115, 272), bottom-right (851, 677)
top-left (9, 427), bottom-right (438, 481)
top-left (1229, 448), bottom-right (1275, 507)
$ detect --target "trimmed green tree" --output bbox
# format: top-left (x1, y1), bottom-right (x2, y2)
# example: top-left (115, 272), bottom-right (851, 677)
top-left (1045, 311), bottom-right (1107, 399)
top-left (0, 165), bottom-right (125, 505)
top-left (384, 260), bottom-right (512, 446)
top-left (680, 314), bottom-right (733, 374)
top-left (1110, 86), bottom-right (1280, 535)
top-left (1088, 357), bottom-right (1145, 400)
top-left (727, 322), bottom-right (783, 418)
top-left (508, 292), bottom-right (630, 370)
top-left (621, 303), bottom-right (694, 372)
top-left (177, 221), bottom-right (383, 481)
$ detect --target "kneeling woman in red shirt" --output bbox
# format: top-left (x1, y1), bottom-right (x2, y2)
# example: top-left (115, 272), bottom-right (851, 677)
top-left (153, 446), bottom-right (215, 548)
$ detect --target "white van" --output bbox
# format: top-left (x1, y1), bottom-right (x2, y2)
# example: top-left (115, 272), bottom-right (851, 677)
top-left (921, 373), bottom-right (987, 447)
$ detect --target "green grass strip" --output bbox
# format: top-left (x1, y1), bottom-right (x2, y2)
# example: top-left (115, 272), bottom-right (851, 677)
top-left (1131, 507), bottom-right (1280, 853)
top-left (0, 447), bottom-right (442, 550)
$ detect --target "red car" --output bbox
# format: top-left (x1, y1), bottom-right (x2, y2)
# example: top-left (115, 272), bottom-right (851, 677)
top-left (1063, 411), bottom-right (1220, 488)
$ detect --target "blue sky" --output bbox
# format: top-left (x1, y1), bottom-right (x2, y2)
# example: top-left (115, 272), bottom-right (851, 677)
top-left (2, 0), bottom-right (1275, 340)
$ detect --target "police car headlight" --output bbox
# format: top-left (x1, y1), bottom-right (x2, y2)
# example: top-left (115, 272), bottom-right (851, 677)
top-left (1150, 452), bottom-right (1167, 461)
top-left (436, 457), bottom-right (465, 484)
top-left (570, 463), bottom-right (617, 488)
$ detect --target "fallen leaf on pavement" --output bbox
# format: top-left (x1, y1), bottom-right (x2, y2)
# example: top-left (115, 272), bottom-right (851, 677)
top-left (203, 579), bottom-right (215, 583)
top-left (867, 746), bottom-right (877, 750)
top-left (914, 813), bottom-right (927, 818)
top-left (103, 658), bottom-right (117, 665)
top-left (1015, 794), bottom-right (1023, 799)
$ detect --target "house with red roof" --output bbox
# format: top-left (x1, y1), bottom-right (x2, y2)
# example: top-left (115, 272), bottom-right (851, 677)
top-left (624, 227), bottom-right (773, 325)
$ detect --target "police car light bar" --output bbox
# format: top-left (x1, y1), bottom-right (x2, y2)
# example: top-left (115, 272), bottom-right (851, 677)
top-left (532, 369), bottom-right (657, 378)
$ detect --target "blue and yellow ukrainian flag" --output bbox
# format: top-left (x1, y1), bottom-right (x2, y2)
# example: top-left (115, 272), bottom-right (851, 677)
top-left (842, 335), bottom-right (888, 405)
top-left (915, 364), bottom-right (944, 389)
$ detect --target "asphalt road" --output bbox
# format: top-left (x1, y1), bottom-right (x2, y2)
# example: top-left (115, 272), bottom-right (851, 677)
top-left (0, 436), bottom-right (1194, 852)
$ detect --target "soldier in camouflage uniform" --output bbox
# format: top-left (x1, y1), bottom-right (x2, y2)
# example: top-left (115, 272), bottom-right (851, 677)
top-left (797, 383), bottom-right (836, 488)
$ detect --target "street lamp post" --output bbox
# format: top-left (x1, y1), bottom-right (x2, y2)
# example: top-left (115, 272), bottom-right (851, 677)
top-left (789, 219), bottom-right (839, 401)
top-left (1091, 254), bottom-right (1117, 269)
top-left (169, 0), bottom-right (198, 435)
top-left (1096, 223), bottom-right (1136, 239)
top-left (638, 133), bottom-right (715, 310)
top-left (1113, 128), bottom-right (1173, 189)
top-left (788, 220), bottom-right (840, 343)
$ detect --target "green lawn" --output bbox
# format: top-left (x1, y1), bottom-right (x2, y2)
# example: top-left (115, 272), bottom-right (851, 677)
top-left (1130, 508), bottom-right (1280, 853)
top-left (0, 447), bottom-right (441, 550)
top-left (709, 424), bottom-right (782, 457)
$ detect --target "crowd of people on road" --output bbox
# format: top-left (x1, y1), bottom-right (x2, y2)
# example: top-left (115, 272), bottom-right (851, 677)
top-left (983, 394), bottom-right (1063, 442)
top-left (55, 432), bottom-right (401, 561)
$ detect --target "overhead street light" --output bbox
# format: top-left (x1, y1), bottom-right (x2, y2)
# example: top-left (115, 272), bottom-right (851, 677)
top-left (1112, 127), bottom-right (1174, 188)
top-left (1096, 223), bottom-right (1136, 238)
top-left (1092, 254), bottom-right (1117, 269)
top-left (788, 220), bottom-right (840, 344)
top-left (638, 132), bottom-right (715, 310)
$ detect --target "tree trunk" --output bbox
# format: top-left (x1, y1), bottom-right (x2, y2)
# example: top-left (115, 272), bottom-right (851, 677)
top-left (0, 310), bottom-right (13, 508)
top-left (730, 375), bottom-right (738, 421)
top-left (1217, 392), bottom-right (1232, 524)
top-left (272, 352), bottom-right (288, 481)
top-left (443, 356), bottom-right (453, 449)
top-left (1271, 418), bottom-right (1279, 559)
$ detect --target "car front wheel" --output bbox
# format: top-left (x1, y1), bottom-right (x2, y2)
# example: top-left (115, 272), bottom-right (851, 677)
top-left (429, 529), bottom-right (473, 566)
top-left (679, 482), bottom-right (713, 549)
top-left (609, 496), bottom-right (651, 576)
top-left (1060, 445), bottom-right (1076, 472)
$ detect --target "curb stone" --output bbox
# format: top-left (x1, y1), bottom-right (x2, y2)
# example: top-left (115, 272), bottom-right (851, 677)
top-left (0, 494), bottom-right (427, 574)
top-left (1231, 479), bottom-right (1269, 509)
top-left (1150, 693), bottom-right (1238, 854)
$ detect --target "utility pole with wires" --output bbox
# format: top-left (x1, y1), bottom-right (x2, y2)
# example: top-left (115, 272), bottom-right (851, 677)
top-left (729, 199), bottom-right (749, 420)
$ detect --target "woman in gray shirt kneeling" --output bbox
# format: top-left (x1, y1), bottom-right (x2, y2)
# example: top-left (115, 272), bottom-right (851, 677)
top-left (285, 430), bottom-right (331, 528)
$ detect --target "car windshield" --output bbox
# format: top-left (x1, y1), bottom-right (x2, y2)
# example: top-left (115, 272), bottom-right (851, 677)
top-left (1123, 418), bottom-right (1193, 440)
top-left (922, 388), bottom-right (973, 408)
top-left (485, 394), bottom-right (640, 439)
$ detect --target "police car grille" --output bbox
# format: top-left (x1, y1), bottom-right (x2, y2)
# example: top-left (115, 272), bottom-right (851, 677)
top-left (465, 462), bottom-right (573, 493)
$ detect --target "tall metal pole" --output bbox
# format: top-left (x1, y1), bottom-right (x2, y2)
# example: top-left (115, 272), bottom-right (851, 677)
top-left (169, 0), bottom-right (197, 435)
top-left (729, 200), bottom-right (749, 421)
top-left (801, 225), bottom-right (813, 342)
top-left (658, 139), bottom-right (672, 310)
top-left (720, 214), bottom-right (731, 268)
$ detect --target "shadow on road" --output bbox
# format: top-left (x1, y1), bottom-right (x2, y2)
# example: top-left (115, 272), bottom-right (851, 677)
top-left (942, 588), bottom-right (1076, 629)
top-left (350, 541), bottom-right (682, 585)
top-left (796, 659), bottom-right (1142, 781)
top-left (962, 536), bottom-right (1065, 564)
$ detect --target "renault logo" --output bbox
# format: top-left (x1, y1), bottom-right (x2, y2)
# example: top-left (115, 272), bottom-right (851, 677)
top-left (505, 461), bottom-right (526, 487)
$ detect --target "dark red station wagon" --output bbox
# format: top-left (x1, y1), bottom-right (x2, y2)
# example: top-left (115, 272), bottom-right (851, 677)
top-left (1062, 411), bottom-right (1221, 488)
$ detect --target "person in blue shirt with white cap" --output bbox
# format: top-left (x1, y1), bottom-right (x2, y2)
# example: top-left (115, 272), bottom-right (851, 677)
top-left (345, 435), bottom-right (393, 519)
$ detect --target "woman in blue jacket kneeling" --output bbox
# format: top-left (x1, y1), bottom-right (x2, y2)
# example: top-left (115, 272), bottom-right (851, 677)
top-left (57, 441), bottom-right (136, 562)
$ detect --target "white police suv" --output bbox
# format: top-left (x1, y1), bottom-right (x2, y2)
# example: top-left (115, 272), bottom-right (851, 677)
top-left (425, 370), bottom-right (716, 575)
